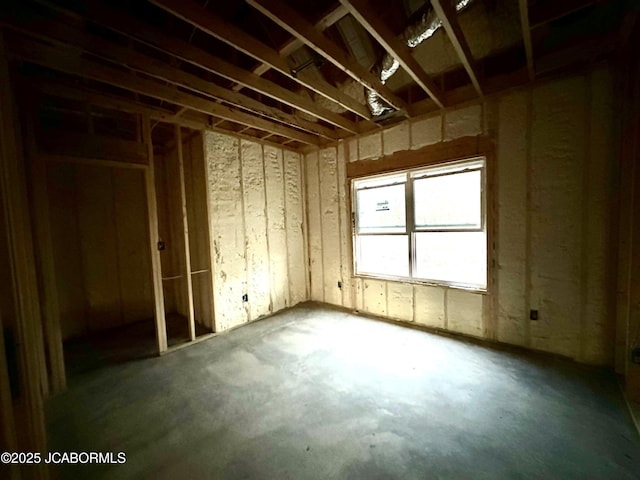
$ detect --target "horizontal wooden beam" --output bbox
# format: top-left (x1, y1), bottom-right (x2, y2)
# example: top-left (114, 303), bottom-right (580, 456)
top-left (39, 153), bottom-right (148, 170)
top-left (37, 129), bottom-right (149, 165)
top-left (149, 0), bottom-right (372, 121)
top-left (0, 6), bottom-right (339, 141)
top-left (27, 78), bottom-right (192, 123)
top-left (281, 5), bottom-right (349, 58)
top-left (7, 37), bottom-right (322, 145)
top-left (347, 135), bottom-right (493, 178)
top-left (339, 0), bottom-right (445, 108)
top-left (407, 67), bottom-right (530, 118)
top-left (247, 0), bottom-right (409, 116)
top-left (42, 0), bottom-right (359, 133)
top-left (431, 0), bottom-right (483, 97)
top-left (247, 4), bottom-right (348, 84)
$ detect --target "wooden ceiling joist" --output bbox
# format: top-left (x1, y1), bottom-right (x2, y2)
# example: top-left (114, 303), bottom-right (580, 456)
top-left (519, 0), bottom-right (536, 81)
top-left (8, 37), bottom-right (322, 146)
top-left (278, 5), bottom-right (349, 59)
top-left (148, 0), bottom-right (372, 122)
top-left (26, 79), bottom-right (200, 127)
top-left (339, 0), bottom-right (445, 108)
top-left (240, 5), bottom-right (347, 90)
top-left (33, 0), bottom-right (359, 134)
top-left (246, 0), bottom-right (410, 117)
top-left (0, 10), bottom-right (339, 141)
top-left (430, 0), bottom-right (483, 97)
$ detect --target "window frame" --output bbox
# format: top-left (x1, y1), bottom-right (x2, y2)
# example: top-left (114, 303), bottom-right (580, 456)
top-left (351, 156), bottom-right (488, 292)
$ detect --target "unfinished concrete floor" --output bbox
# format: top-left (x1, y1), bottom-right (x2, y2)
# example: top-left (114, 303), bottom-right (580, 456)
top-left (47, 304), bottom-right (640, 479)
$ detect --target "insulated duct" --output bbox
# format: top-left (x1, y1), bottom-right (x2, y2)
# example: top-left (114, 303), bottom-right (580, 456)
top-left (368, 0), bottom-right (474, 117)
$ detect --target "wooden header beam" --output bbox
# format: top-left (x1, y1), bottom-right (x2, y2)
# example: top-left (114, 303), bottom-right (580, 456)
top-left (431, 0), bottom-right (483, 96)
top-left (339, 0), bottom-right (445, 108)
top-left (347, 135), bottom-right (493, 178)
top-left (8, 37), bottom-right (322, 146)
top-left (149, 0), bottom-right (371, 121)
top-left (247, 0), bottom-right (409, 117)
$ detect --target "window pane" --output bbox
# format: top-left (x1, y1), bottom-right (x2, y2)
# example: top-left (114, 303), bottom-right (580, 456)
top-left (357, 184), bottom-right (406, 233)
top-left (414, 232), bottom-right (486, 287)
top-left (356, 235), bottom-right (409, 277)
top-left (414, 170), bottom-right (481, 229)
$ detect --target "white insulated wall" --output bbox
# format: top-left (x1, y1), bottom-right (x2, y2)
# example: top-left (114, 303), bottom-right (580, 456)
top-left (305, 65), bottom-right (616, 365)
top-left (204, 132), bottom-right (307, 332)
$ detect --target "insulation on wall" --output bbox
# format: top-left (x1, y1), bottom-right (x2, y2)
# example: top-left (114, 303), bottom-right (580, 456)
top-left (203, 132), bottom-right (307, 332)
top-left (305, 65), bottom-right (616, 366)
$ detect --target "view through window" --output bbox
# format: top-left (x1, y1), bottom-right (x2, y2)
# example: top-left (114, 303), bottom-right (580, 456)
top-left (352, 157), bottom-right (486, 289)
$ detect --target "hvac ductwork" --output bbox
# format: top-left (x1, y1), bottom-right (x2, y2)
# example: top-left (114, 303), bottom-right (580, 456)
top-left (368, 0), bottom-right (474, 117)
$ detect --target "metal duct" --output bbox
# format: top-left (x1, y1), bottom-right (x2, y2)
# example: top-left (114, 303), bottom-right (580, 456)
top-left (368, 0), bottom-right (474, 117)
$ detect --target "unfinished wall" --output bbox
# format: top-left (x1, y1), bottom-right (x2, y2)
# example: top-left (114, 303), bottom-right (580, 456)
top-left (306, 64), bottom-right (617, 365)
top-left (47, 163), bottom-right (154, 339)
top-left (616, 37), bottom-right (640, 399)
top-left (183, 132), bottom-right (215, 331)
top-left (204, 132), bottom-right (307, 332)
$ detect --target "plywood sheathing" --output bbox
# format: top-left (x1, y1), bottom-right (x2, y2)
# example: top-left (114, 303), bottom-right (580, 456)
top-left (305, 65), bottom-right (617, 365)
top-left (156, 148), bottom-right (190, 319)
top-left (47, 164), bottom-right (154, 338)
top-left (204, 131), bottom-right (308, 332)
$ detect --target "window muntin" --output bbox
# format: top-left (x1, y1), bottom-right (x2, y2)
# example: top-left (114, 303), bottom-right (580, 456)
top-left (352, 158), bottom-right (486, 290)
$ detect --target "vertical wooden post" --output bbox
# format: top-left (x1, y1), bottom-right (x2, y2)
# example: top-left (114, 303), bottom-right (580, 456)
top-left (200, 132), bottom-right (218, 332)
top-left (175, 125), bottom-right (196, 341)
top-left (142, 115), bottom-right (168, 353)
top-left (25, 111), bottom-right (67, 394)
top-left (0, 31), bottom-right (48, 475)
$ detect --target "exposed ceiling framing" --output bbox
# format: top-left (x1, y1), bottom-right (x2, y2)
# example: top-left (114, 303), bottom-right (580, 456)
top-left (0, 0), bottom-right (635, 150)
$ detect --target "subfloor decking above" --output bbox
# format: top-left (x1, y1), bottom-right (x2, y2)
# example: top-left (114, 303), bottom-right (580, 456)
top-left (47, 304), bottom-right (640, 479)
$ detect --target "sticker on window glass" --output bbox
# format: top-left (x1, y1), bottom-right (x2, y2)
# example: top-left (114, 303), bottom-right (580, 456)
top-left (376, 200), bottom-right (389, 211)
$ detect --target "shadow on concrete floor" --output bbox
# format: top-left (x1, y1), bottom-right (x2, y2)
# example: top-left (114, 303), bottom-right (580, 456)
top-left (48, 304), bottom-right (640, 480)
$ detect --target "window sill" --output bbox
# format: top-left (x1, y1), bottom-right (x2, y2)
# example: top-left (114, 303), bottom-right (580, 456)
top-left (353, 273), bottom-right (488, 295)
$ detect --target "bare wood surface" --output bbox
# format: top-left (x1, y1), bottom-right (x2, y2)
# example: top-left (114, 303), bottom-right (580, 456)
top-left (175, 126), bottom-right (196, 341)
top-left (149, 0), bottom-right (371, 121)
top-left (7, 37), bottom-right (322, 146)
top-left (247, 0), bottom-right (409, 116)
top-left (340, 0), bottom-right (445, 108)
top-left (142, 115), bottom-right (168, 354)
top-left (431, 0), bottom-right (483, 96)
top-left (347, 135), bottom-right (493, 178)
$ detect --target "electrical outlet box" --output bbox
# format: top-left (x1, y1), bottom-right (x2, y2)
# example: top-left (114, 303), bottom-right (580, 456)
top-left (529, 309), bottom-right (538, 321)
top-left (632, 347), bottom-right (640, 365)
top-left (242, 294), bottom-right (248, 302)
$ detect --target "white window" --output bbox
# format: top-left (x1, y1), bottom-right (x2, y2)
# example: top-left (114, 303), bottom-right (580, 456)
top-left (352, 157), bottom-right (487, 290)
